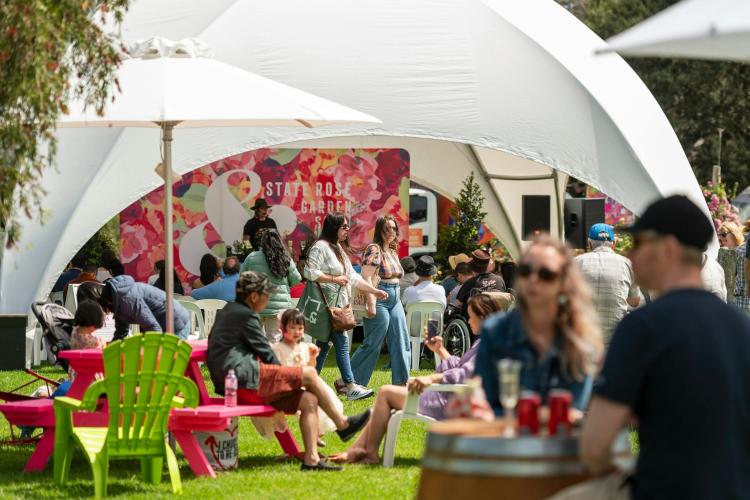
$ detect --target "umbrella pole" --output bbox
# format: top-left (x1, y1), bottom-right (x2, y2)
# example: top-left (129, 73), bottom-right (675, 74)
top-left (162, 122), bottom-right (175, 334)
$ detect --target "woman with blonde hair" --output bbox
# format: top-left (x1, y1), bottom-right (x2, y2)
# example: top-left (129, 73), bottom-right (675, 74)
top-left (474, 235), bottom-right (603, 414)
top-left (716, 221), bottom-right (744, 299)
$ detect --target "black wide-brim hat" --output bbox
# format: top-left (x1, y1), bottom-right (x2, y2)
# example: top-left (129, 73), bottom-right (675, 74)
top-left (415, 255), bottom-right (437, 277)
top-left (251, 198), bottom-right (270, 210)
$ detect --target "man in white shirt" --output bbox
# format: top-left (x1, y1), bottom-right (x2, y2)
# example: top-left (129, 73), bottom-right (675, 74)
top-left (575, 223), bottom-right (640, 344)
top-left (402, 256), bottom-right (447, 308)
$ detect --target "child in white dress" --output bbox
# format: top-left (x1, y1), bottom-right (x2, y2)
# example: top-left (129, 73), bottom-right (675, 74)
top-left (273, 309), bottom-right (343, 438)
top-left (251, 310), bottom-right (344, 443)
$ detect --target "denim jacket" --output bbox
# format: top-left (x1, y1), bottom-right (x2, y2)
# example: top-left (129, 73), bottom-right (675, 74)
top-left (475, 309), bottom-right (592, 415)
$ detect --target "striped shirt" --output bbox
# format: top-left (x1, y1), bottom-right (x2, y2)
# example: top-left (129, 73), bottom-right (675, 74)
top-left (575, 246), bottom-right (639, 343)
top-left (362, 244), bottom-right (403, 279)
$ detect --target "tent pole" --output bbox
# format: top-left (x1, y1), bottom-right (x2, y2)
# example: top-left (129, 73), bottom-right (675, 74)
top-left (163, 122), bottom-right (175, 334)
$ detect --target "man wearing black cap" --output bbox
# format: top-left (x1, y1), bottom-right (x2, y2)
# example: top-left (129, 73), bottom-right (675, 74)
top-left (574, 195), bottom-right (750, 499)
top-left (455, 249), bottom-right (506, 316)
top-left (242, 198), bottom-right (277, 251)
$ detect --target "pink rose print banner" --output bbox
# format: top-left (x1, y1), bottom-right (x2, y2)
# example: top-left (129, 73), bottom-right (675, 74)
top-left (585, 186), bottom-right (634, 228)
top-left (119, 148), bottom-right (410, 290)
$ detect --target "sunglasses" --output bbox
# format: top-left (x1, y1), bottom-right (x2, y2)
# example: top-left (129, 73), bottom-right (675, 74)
top-left (517, 263), bottom-right (560, 282)
top-left (718, 232), bottom-right (729, 238)
top-left (340, 224), bottom-right (350, 230)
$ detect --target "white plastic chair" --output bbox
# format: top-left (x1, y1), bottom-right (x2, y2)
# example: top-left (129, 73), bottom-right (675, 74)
top-left (194, 298), bottom-right (227, 337)
top-left (382, 383), bottom-right (468, 467)
top-left (49, 291), bottom-right (64, 306)
top-left (178, 299), bottom-right (207, 339)
top-left (404, 301), bottom-right (445, 371)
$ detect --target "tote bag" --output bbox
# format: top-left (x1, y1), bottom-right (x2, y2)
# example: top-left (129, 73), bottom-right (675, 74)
top-left (297, 280), bottom-right (332, 342)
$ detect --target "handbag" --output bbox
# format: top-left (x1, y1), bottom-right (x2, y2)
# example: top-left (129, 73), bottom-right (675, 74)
top-left (316, 282), bottom-right (356, 332)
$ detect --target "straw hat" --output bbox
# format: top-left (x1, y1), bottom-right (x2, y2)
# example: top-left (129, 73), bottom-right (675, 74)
top-left (448, 253), bottom-right (471, 270)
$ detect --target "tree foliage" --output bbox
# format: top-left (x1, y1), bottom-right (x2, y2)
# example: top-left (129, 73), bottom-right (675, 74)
top-left (0, 0), bottom-right (129, 248)
top-left (436, 172), bottom-right (487, 268)
top-left (563, 0), bottom-right (750, 192)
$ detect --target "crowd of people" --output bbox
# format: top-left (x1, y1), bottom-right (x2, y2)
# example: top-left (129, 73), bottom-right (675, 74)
top-left (48, 193), bottom-right (750, 488)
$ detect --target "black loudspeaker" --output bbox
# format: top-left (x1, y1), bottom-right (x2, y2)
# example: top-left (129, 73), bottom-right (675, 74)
top-left (522, 195), bottom-right (551, 239)
top-left (0, 314), bottom-right (27, 370)
top-left (564, 198), bottom-right (605, 249)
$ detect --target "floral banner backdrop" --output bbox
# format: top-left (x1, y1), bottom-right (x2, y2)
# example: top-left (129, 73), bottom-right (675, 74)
top-left (585, 186), bottom-right (635, 228)
top-left (120, 148), bottom-right (410, 290)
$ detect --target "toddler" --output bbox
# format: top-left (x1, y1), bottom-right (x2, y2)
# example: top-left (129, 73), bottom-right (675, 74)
top-left (273, 309), bottom-right (343, 440)
top-left (71, 300), bottom-right (106, 350)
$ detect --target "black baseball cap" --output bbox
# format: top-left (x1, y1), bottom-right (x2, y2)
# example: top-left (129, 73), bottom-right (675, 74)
top-left (622, 195), bottom-right (714, 251)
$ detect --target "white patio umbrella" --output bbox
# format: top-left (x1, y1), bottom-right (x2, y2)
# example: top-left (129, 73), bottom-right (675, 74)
top-left (57, 37), bottom-right (380, 333)
top-left (601, 0), bottom-right (750, 61)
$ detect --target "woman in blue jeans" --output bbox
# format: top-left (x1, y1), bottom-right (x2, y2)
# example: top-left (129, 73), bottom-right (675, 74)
top-left (351, 216), bottom-right (411, 386)
top-left (304, 213), bottom-right (387, 401)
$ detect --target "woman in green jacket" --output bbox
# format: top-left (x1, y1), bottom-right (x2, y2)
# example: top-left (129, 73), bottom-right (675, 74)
top-left (241, 229), bottom-right (301, 342)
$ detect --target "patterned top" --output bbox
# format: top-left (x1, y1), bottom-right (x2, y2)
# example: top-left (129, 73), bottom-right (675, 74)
top-left (574, 246), bottom-right (639, 343)
top-left (362, 243), bottom-right (403, 279)
top-left (70, 327), bottom-right (104, 350)
top-left (273, 341), bottom-right (313, 367)
top-left (732, 244), bottom-right (750, 310)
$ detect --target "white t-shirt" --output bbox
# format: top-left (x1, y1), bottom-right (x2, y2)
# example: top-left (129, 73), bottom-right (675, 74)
top-left (402, 280), bottom-right (447, 309)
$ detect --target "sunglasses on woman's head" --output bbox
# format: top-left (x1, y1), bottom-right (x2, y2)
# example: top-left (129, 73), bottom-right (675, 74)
top-left (517, 263), bottom-right (560, 282)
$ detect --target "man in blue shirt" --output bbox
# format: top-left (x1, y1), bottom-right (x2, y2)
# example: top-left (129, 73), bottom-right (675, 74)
top-left (52, 253), bottom-right (86, 293)
top-left (191, 256), bottom-right (240, 302)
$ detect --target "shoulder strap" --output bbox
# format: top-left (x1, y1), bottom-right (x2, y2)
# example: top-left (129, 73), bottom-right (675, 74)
top-left (316, 281), bottom-right (344, 308)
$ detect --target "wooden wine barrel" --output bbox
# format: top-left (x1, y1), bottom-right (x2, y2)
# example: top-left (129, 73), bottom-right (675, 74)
top-left (417, 419), bottom-right (631, 500)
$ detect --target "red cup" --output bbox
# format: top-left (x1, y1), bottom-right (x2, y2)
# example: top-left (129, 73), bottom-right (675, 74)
top-left (548, 389), bottom-right (573, 436)
top-left (517, 391), bottom-right (541, 435)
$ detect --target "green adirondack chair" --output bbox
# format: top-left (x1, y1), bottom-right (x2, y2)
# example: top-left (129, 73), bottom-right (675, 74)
top-left (53, 333), bottom-right (199, 498)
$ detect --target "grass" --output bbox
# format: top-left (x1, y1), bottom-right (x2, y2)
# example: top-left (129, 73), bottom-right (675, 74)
top-left (0, 351), bottom-right (434, 499)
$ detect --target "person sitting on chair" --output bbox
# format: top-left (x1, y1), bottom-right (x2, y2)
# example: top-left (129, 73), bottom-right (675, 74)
top-left (330, 293), bottom-right (501, 465)
top-left (206, 271), bottom-right (372, 471)
top-left (402, 256), bottom-right (447, 309)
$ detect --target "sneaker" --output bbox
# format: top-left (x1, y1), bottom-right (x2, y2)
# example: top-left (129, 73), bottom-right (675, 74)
top-left (336, 409), bottom-right (372, 442)
top-left (345, 384), bottom-right (374, 401)
top-left (300, 460), bottom-right (342, 471)
top-left (333, 379), bottom-right (347, 395)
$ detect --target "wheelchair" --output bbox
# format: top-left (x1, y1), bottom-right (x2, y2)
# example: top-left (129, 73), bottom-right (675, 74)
top-left (440, 304), bottom-right (473, 359)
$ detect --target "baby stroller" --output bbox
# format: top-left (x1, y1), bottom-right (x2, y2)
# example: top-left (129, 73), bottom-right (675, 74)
top-left (0, 302), bottom-right (70, 444)
top-left (30, 301), bottom-right (73, 371)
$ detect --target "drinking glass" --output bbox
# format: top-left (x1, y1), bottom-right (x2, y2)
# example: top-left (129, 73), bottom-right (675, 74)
top-left (497, 358), bottom-right (521, 437)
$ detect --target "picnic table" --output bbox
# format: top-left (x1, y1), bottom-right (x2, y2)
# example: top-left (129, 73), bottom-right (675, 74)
top-left (0, 339), bottom-right (302, 476)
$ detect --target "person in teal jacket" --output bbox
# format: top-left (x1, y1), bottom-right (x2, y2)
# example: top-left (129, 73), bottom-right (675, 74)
top-left (241, 229), bottom-right (301, 342)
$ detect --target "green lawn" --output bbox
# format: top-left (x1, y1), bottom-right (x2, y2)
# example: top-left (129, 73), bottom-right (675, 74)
top-left (0, 353), bottom-right (433, 499)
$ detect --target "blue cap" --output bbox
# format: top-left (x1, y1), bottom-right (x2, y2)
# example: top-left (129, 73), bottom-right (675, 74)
top-left (588, 223), bottom-right (615, 241)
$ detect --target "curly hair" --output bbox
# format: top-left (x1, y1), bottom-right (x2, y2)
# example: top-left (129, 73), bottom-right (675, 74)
top-left (516, 235), bottom-right (603, 380)
top-left (261, 230), bottom-right (291, 278)
top-left (372, 215), bottom-right (399, 251)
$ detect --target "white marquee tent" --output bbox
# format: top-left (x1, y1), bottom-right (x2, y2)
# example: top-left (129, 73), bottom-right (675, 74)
top-left (0, 0), bottom-right (711, 315)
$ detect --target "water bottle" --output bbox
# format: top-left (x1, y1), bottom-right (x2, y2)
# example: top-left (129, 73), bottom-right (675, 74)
top-left (224, 369), bottom-right (238, 407)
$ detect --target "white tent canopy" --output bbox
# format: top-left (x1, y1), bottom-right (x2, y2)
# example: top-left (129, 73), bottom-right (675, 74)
top-left (603, 0), bottom-right (750, 61)
top-left (0, 0), bottom-right (709, 315)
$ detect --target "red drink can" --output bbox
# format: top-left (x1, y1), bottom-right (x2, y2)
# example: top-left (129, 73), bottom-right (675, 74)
top-left (548, 389), bottom-right (572, 436)
top-left (517, 391), bottom-right (541, 435)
